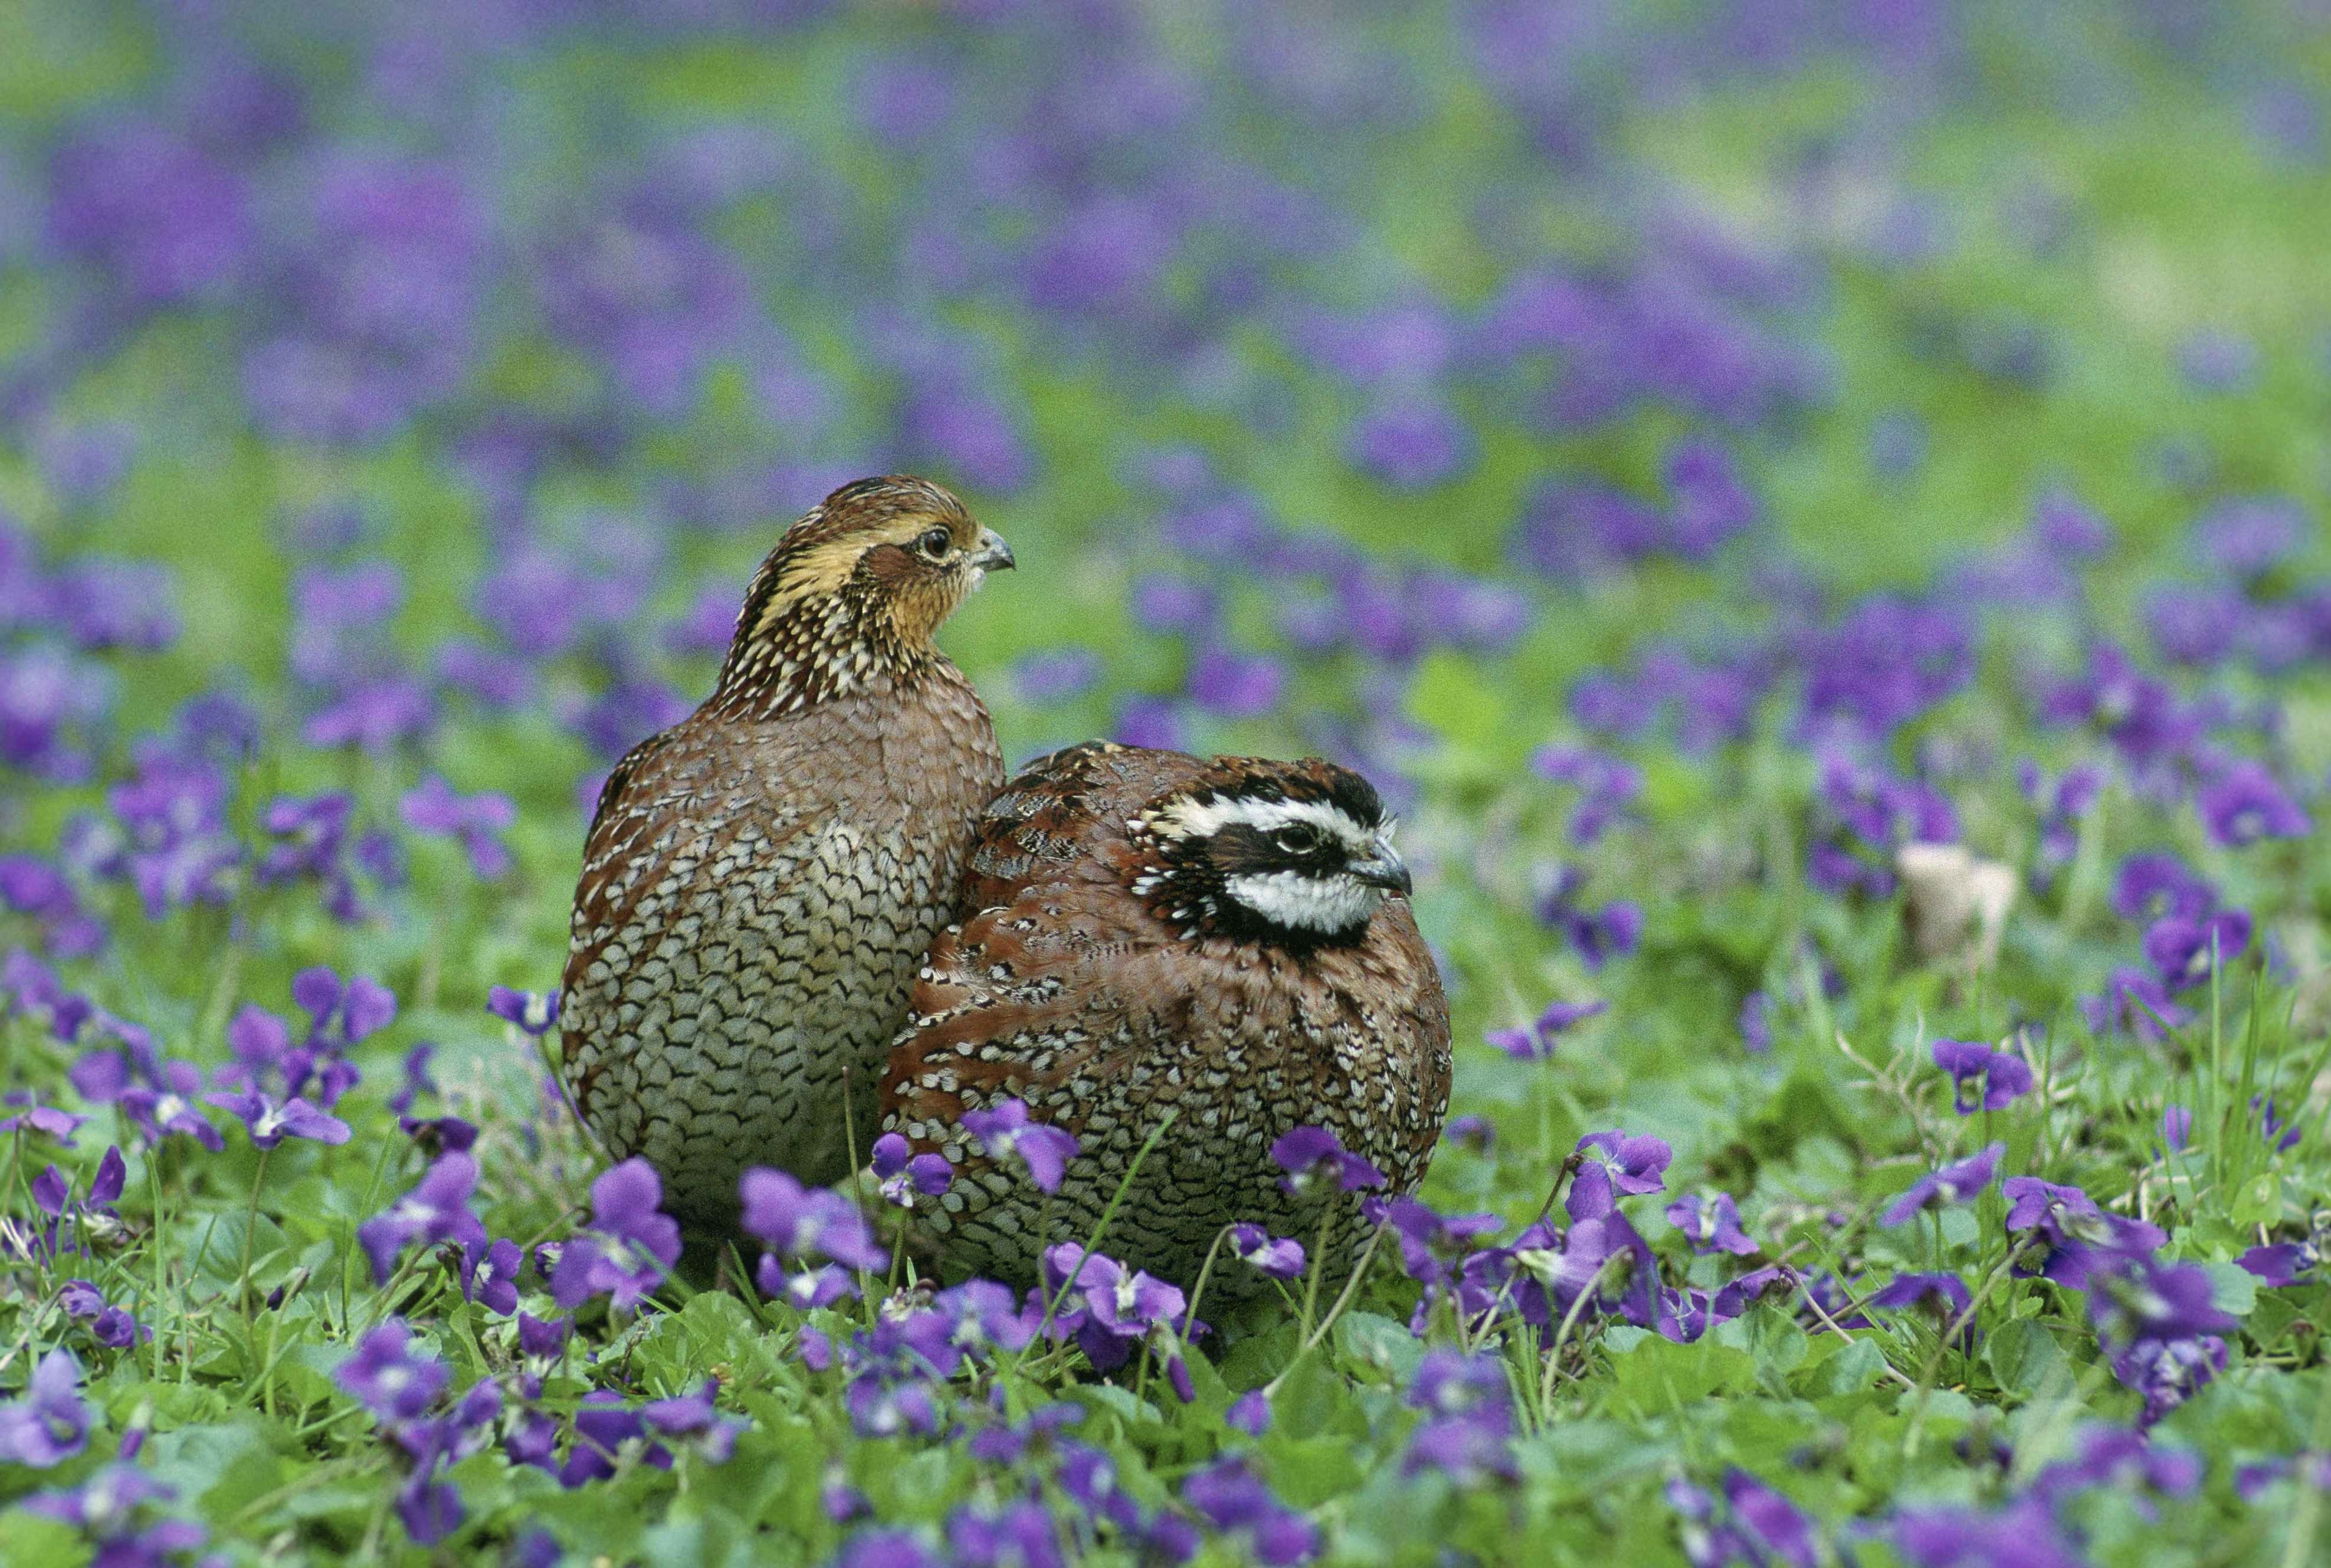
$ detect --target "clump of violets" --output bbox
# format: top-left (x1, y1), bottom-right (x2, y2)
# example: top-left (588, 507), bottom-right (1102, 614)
top-left (1668, 1471), bottom-right (1821, 1568)
top-left (359, 1151), bottom-right (487, 1284)
top-left (1403, 1350), bottom-right (1515, 1484)
top-left (24, 1461), bottom-right (215, 1566)
top-left (219, 966), bottom-right (395, 1110)
top-left (740, 1166), bottom-right (887, 1308)
top-left (1182, 1457), bottom-right (1316, 1566)
top-left (256, 790), bottom-right (368, 921)
top-left (336, 1320), bottom-right (503, 1543)
top-left (27, 1145), bottom-right (126, 1258)
top-left (58, 1280), bottom-right (143, 1348)
top-left (1531, 744), bottom-right (1642, 845)
top-left (1043, 1243), bottom-right (1197, 1401)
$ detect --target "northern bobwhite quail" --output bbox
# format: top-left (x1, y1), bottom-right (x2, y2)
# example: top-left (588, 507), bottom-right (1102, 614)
top-left (879, 742), bottom-right (1452, 1294)
top-left (561, 475), bottom-right (1013, 1231)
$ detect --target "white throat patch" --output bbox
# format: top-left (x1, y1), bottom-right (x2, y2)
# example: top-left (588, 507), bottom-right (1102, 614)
top-left (1222, 869), bottom-right (1386, 934)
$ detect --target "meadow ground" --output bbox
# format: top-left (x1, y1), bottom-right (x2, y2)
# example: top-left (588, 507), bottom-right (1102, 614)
top-left (4, 3), bottom-right (2331, 1565)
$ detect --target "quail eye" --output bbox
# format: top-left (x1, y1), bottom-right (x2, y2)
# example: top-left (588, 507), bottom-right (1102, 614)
top-left (916, 527), bottom-right (953, 560)
top-left (1273, 823), bottom-right (1324, 854)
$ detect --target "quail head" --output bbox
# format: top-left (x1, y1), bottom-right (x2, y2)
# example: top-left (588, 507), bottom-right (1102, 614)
top-left (560, 475), bottom-right (1013, 1232)
top-left (880, 742), bottom-right (1452, 1295)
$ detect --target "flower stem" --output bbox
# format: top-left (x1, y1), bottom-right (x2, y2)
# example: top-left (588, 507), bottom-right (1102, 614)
top-left (238, 1146), bottom-right (273, 1325)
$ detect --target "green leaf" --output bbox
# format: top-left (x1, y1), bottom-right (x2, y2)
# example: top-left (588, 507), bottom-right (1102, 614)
top-left (143, 1419), bottom-right (285, 1521)
top-left (0, 1510), bottom-right (86, 1568)
top-left (2230, 1171), bottom-right (2284, 1229)
top-left (1985, 1319), bottom-right (2077, 1403)
top-left (1336, 1310), bottom-right (1425, 1385)
top-left (1605, 1331), bottom-right (1758, 1418)
top-left (1271, 1353), bottom-right (1369, 1442)
top-left (1267, 1435), bottom-right (1368, 1507)
top-left (1798, 1337), bottom-right (1889, 1401)
top-left (2202, 1261), bottom-right (2258, 1319)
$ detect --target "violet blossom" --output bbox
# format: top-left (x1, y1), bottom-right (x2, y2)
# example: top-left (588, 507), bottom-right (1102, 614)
top-left (962, 1098), bottom-right (1079, 1193)
top-left (1881, 1142), bottom-right (2004, 1226)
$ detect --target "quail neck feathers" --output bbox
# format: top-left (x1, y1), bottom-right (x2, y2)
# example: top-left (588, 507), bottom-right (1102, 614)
top-left (881, 742), bottom-right (1453, 1294)
top-left (560, 475), bottom-right (1012, 1229)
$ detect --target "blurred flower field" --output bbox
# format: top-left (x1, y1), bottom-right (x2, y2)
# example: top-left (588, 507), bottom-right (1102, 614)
top-left (5, 0), bottom-right (2331, 1563)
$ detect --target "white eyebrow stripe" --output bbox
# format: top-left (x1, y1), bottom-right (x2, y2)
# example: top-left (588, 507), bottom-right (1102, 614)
top-left (1153, 795), bottom-right (1372, 848)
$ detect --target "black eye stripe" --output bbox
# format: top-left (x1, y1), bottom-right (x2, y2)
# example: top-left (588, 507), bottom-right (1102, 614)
top-left (1207, 822), bottom-right (1346, 874)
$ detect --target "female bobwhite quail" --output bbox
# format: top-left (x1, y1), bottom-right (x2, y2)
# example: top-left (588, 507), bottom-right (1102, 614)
top-left (880, 742), bottom-right (1452, 1294)
top-left (561, 475), bottom-right (1013, 1231)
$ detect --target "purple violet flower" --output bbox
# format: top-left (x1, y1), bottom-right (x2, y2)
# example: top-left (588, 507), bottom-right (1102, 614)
top-left (640, 1380), bottom-right (743, 1463)
top-left (1929, 1039), bottom-right (2035, 1114)
top-left (118, 1061), bottom-right (224, 1153)
top-left (336, 1320), bottom-right (448, 1423)
top-left (203, 1090), bottom-right (352, 1149)
top-left (1489, 997), bottom-right (1608, 1061)
top-left (1228, 1223), bottom-right (1307, 1280)
top-left (358, 1152), bottom-right (487, 1284)
top-left (1403, 1350), bottom-right (1516, 1482)
top-left (486, 985), bottom-right (560, 1036)
top-left (1042, 1243), bottom-right (1190, 1377)
top-left (1568, 1129), bottom-right (1672, 1220)
top-left (1666, 1192), bottom-right (1756, 1256)
top-left (552, 1159), bottom-right (681, 1311)
top-left (1270, 1125), bottom-right (1385, 1195)
top-left (57, 1280), bottom-right (143, 1348)
top-left (2113, 1334), bottom-right (2229, 1426)
top-left (2088, 1258), bottom-right (2238, 1351)
top-left (0, 1091), bottom-right (85, 1146)
top-left (740, 1166), bottom-right (887, 1273)
top-left (870, 1133), bottom-right (953, 1209)
top-left (2143, 909), bottom-right (2253, 992)
top-left (962, 1098), bottom-right (1079, 1193)
top-left (1881, 1143), bottom-right (2005, 1226)
top-left (2002, 1177), bottom-right (2166, 1288)
top-left (459, 1238), bottom-right (523, 1316)
top-left (1870, 1270), bottom-right (1974, 1327)
top-left (0, 1349), bottom-right (91, 1467)
top-left (2196, 761), bottom-right (2309, 848)
top-left (1182, 1457), bottom-right (1318, 1566)
top-left (2238, 1241), bottom-right (2318, 1288)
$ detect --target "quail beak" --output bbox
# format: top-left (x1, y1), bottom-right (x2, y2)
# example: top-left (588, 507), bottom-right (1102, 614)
top-left (965, 529), bottom-right (1016, 573)
top-left (1349, 839), bottom-right (1413, 897)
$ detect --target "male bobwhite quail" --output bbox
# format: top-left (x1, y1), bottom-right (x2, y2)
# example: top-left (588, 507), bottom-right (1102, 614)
top-left (561, 475), bottom-right (1013, 1231)
top-left (880, 742), bottom-right (1451, 1294)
